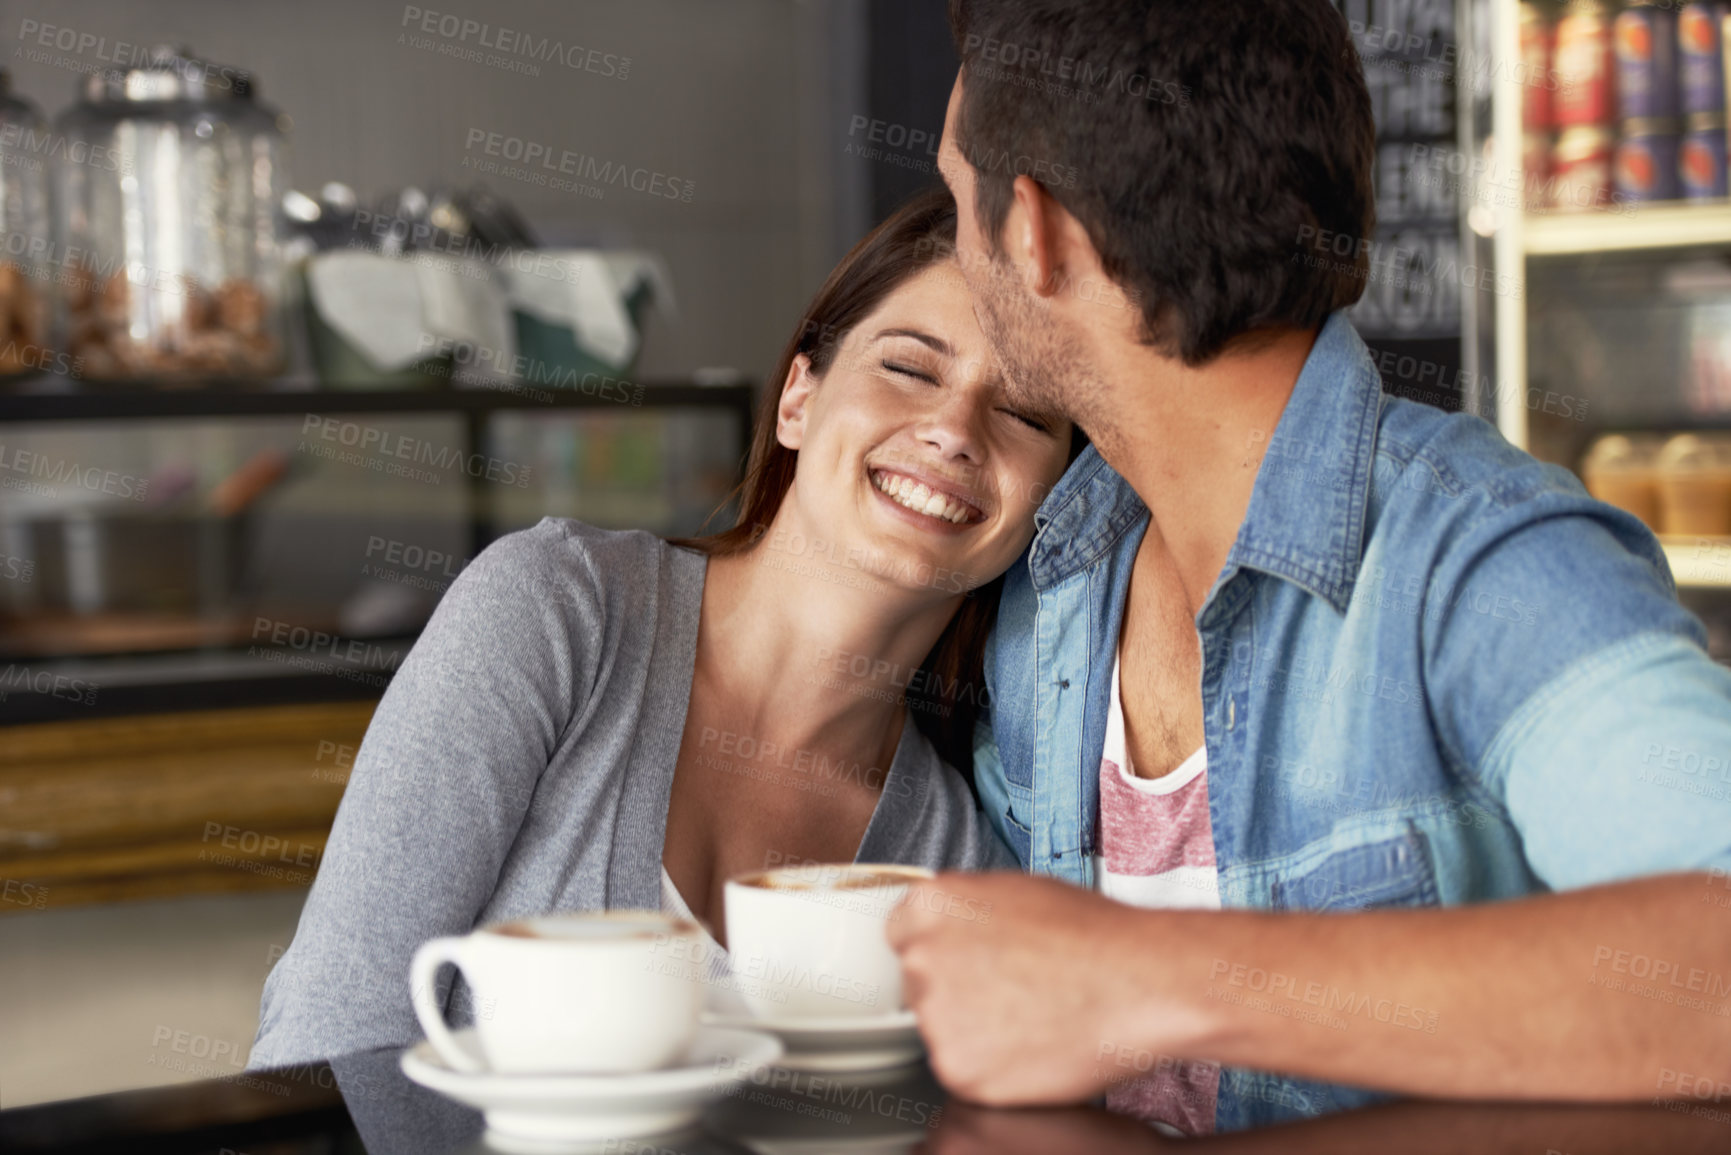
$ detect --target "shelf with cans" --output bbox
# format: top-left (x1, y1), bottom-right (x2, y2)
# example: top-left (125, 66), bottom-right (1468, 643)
top-left (1518, 0), bottom-right (1729, 215)
top-left (1467, 1), bottom-right (1731, 600)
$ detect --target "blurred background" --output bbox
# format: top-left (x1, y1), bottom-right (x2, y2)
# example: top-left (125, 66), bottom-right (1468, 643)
top-left (4, 0), bottom-right (1731, 1112)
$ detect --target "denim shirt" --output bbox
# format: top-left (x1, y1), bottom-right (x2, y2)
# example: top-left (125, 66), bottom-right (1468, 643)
top-left (976, 312), bottom-right (1731, 1131)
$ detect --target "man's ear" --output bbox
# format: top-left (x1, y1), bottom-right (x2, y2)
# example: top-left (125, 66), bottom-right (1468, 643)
top-left (1007, 174), bottom-right (1058, 299)
top-left (1008, 174), bottom-right (1097, 302)
top-left (776, 353), bottom-right (817, 450)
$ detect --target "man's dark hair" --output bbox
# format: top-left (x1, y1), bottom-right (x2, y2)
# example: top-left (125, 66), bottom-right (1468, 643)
top-left (948, 0), bottom-right (1376, 365)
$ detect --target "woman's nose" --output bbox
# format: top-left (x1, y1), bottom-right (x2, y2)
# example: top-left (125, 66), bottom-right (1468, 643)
top-left (914, 390), bottom-right (988, 464)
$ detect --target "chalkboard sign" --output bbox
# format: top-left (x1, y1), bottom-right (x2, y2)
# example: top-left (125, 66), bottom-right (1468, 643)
top-left (1335, 0), bottom-right (1467, 412)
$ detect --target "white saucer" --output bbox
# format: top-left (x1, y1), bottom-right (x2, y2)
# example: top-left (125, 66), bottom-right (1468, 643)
top-left (399, 1025), bottom-right (782, 1150)
top-left (701, 1009), bottom-right (923, 1074)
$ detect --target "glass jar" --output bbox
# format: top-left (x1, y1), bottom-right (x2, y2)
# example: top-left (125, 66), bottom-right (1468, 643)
top-left (1580, 433), bottom-right (1663, 531)
top-left (1657, 433), bottom-right (1731, 538)
top-left (0, 70), bottom-right (53, 379)
top-left (52, 47), bottom-right (289, 383)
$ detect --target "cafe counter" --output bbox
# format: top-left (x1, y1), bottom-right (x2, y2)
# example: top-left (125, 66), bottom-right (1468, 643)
top-left (2, 1046), bottom-right (1729, 1155)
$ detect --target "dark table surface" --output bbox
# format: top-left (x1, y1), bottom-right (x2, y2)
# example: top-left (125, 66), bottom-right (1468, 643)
top-left (3, 1047), bottom-right (1729, 1154)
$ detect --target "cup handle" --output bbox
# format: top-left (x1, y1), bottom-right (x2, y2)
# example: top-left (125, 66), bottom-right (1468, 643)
top-left (410, 936), bottom-right (485, 1073)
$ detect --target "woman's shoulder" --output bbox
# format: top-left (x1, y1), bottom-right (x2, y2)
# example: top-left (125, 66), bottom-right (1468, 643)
top-left (410, 519), bottom-right (704, 682)
top-left (460, 518), bottom-right (702, 614)
top-left (471, 516), bottom-right (685, 576)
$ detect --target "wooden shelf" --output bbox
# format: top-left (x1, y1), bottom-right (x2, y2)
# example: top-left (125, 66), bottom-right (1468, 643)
top-left (0, 701), bottom-right (373, 914)
top-left (1524, 202), bottom-right (1731, 257)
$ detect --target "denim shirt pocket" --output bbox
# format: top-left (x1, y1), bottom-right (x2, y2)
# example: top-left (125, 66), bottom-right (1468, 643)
top-left (998, 785), bottom-right (1035, 866)
top-left (1268, 823), bottom-right (1439, 911)
top-left (974, 738), bottom-right (1035, 869)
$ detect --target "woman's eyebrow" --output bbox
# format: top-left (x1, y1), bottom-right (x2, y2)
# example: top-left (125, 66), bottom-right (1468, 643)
top-left (873, 327), bottom-right (953, 357)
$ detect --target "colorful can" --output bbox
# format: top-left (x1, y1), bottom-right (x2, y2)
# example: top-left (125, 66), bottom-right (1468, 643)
top-left (1615, 4), bottom-right (1679, 120)
top-left (1615, 118), bottom-right (1683, 201)
top-left (1556, 0), bottom-right (1616, 125)
top-left (1680, 2), bottom-right (1729, 115)
top-left (1522, 1), bottom-right (1556, 130)
top-left (1552, 125), bottom-right (1616, 209)
top-left (1682, 113), bottom-right (1730, 196)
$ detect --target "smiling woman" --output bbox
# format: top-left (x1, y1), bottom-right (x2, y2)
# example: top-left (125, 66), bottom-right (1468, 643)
top-left (680, 190), bottom-right (1066, 775)
top-left (246, 186), bottom-right (1075, 1070)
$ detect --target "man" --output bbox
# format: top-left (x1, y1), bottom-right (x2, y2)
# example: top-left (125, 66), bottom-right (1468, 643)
top-left (889, 0), bottom-right (1731, 1136)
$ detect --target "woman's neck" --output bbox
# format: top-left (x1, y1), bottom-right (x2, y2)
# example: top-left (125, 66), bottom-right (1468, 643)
top-left (695, 538), bottom-right (962, 764)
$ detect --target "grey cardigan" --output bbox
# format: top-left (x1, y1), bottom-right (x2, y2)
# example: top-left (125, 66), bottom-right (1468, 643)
top-left (249, 519), bottom-right (1012, 1069)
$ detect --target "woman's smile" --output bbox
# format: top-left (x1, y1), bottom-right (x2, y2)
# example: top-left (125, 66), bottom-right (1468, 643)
top-left (868, 466), bottom-right (987, 528)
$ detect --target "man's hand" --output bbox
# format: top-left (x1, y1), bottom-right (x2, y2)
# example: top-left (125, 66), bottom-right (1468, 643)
top-left (889, 872), bottom-right (1204, 1105)
top-left (892, 870), bottom-right (1731, 1107)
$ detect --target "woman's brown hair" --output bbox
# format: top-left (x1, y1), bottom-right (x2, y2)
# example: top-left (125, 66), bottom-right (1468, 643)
top-left (672, 186), bottom-right (998, 781)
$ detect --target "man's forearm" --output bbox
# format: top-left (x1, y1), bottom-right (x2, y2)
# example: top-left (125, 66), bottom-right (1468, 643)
top-left (1134, 872), bottom-right (1731, 1100)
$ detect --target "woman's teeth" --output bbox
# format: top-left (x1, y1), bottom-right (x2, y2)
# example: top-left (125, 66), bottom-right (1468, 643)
top-left (872, 470), bottom-right (974, 524)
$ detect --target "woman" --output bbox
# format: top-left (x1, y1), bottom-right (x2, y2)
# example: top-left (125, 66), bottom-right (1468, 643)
top-left (248, 187), bottom-right (1072, 1067)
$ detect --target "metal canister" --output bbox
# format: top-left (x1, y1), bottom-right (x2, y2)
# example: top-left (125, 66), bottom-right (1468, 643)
top-left (1522, 1), bottom-right (1556, 131)
top-left (1615, 4), bottom-right (1680, 120)
top-left (1553, 124), bottom-right (1617, 209)
top-left (1556, 0), bottom-right (1617, 126)
top-left (1681, 2), bottom-right (1729, 115)
top-left (1615, 117), bottom-right (1683, 201)
top-left (1682, 112), bottom-right (1730, 196)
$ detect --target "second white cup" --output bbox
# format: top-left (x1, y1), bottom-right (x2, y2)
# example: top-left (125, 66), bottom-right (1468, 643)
top-left (725, 863), bottom-right (931, 1020)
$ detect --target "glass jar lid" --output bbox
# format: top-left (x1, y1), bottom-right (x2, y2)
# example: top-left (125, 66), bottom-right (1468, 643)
top-left (1584, 433), bottom-right (1664, 473)
top-left (1659, 433), bottom-right (1731, 473)
top-left (81, 45), bottom-right (255, 104)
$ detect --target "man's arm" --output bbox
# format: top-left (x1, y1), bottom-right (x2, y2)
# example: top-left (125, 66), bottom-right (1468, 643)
top-left (893, 495), bottom-right (1731, 1105)
top-left (890, 869), bottom-right (1731, 1106)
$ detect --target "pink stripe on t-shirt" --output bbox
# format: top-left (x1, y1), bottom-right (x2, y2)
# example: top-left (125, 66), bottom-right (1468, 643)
top-left (1094, 653), bottom-right (1221, 1135)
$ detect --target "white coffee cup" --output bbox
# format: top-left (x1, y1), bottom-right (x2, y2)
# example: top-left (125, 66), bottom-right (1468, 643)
top-left (409, 910), bottom-right (707, 1075)
top-left (724, 863), bottom-right (932, 1021)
